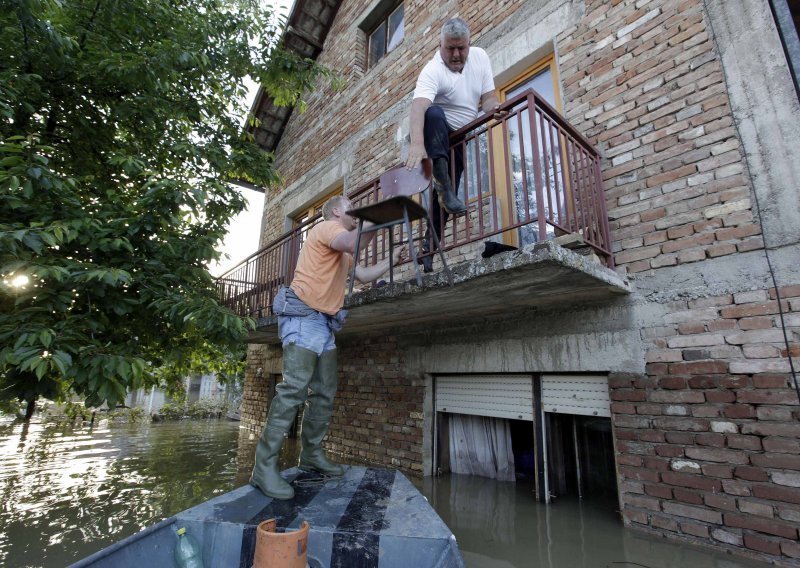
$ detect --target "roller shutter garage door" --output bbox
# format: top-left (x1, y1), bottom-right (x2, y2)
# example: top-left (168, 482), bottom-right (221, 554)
top-left (541, 374), bottom-right (610, 417)
top-left (435, 375), bottom-right (533, 421)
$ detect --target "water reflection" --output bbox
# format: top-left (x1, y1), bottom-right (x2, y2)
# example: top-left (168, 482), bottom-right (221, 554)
top-left (0, 417), bottom-right (773, 568)
top-left (0, 418), bottom-right (242, 567)
top-left (416, 474), bottom-right (770, 568)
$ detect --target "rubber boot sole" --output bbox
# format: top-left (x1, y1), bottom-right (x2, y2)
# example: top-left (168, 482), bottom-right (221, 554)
top-left (250, 477), bottom-right (295, 500)
top-left (438, 193), bottom-right (468, 215)
top-left (298, 462), bottom-right (345, 476)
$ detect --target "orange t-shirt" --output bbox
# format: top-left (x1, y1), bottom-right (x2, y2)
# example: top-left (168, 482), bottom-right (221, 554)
top-left (290, 220), bottom-right (354, 315)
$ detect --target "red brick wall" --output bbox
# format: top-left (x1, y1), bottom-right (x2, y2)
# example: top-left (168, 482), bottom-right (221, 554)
top-left (328, 334), bottom-right (425, 477)
top-left (560, 0), bottom-right (761, 274)
top-left (240, 344), bottom-right (281, 434)
top-left (555, 4), bottom-right (798, 560)
top-left (241, 0), bottom-right (800, 563)
top-left (240, 335), bottom-right (425, 477)
top-left (266, 0), bottom-right (762, 269)
top-left (613, 283), bottom-right (800, 561)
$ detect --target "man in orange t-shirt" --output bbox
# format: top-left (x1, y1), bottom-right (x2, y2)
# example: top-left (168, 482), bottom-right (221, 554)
top-left (250, 195), bottom-right (405, 500)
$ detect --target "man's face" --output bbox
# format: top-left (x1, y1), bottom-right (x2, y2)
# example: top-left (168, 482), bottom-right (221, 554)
top-left (338, 200), bottom-right (357, 231)
top-left (440, 34), bottom-right (470, 72)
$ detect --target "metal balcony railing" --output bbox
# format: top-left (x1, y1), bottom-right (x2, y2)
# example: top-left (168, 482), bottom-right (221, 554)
top-left (217, 89), bottom-right (613, 318)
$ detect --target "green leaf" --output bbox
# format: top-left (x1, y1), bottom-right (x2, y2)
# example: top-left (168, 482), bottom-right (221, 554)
top-left (51, 351), bottom-right (71, 375)
top-left (34, 360), bottom-right (48, 380)
top-left (116, 359), bottom-right (131, 378)
top-left (39, 330), bottom-right (53, 348)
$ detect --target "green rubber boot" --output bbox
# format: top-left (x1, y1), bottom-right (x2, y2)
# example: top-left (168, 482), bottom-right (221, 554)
top-left (299, 349), bottom-right (344, 476)
top-left (299, 418), bottom-right (344, 476)
top-left (250, 344), bottom-right (319, 499)
top-left (250, 424), bottom-right (295, 500)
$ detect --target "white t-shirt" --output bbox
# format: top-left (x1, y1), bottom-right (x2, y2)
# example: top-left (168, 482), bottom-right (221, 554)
top-left (413, 46), bottom-right (496, 130)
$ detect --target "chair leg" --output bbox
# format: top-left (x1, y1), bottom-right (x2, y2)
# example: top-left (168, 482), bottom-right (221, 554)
top-left (347, 219), bottom-right (364, 296)
top-left (388, 225), bottom-right (394, 284)
top-left (425, 211), bottom-right (454, 286)
top-left (403, 206), bottom-right (423, 287)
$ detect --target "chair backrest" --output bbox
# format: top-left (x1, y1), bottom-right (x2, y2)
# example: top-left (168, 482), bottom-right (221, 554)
top-left (379, 158), bottom-right (432, 198)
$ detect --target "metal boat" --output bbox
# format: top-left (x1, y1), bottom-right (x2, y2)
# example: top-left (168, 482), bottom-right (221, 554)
top-left (70, 466), bottom-right (464, 567)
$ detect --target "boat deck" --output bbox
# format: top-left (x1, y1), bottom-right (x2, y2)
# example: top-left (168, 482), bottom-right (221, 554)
top-left (71, 466), bottom-right (464, 567)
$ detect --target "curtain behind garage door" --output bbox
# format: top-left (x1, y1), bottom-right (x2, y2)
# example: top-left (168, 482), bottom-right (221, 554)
top-left (449, 414), bottom-right (515, 481)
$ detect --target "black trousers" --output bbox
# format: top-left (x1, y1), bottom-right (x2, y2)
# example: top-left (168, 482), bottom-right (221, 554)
top-left (423, 105), bottom-right (464, 245)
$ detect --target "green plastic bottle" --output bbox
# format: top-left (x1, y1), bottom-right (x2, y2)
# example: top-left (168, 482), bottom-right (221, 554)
top-left (174, 527), bottom-right (205, 568)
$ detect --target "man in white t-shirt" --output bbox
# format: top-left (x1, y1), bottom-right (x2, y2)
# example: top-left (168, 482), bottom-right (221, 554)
top-left (405, 18), bottom-right (503, 271)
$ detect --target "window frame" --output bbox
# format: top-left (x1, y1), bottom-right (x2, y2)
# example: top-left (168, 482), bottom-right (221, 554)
top-left (498, 54), bottom-right (561, 110)
top-left (366, 2), bottom-right (404, 70)
top-left (466, 54), bottom-right (561, 205)
top-left (490, 54), bottom-right (564, 247)
top-left (292, 187), bottom-right (343, 228)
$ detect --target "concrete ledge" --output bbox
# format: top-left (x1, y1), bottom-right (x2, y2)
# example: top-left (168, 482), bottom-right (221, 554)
top-left (248, 241), bottom-right (631, 344)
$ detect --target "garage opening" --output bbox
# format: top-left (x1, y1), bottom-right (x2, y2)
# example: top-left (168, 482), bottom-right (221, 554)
top-left (433, 374), bottom-right (617, 502)
top-left (541, 374), bottom-right (616, 501)
top-left (545, 413), bottom-right (616, 499)
top-left (434, 375), bottom-right (533, 482)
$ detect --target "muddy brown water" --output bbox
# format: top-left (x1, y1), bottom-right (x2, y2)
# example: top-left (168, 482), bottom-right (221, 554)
top-left (0, 417), bottom-right (771, 568)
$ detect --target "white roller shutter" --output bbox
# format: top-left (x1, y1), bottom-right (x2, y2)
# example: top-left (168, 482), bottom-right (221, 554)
top-left (435, 375), bottom-right (533, 421)
top-left (541, 374), bottom-right (610, 417)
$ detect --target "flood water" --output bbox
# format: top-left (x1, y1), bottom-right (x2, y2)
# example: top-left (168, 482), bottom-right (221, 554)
top-left (417, 474), bottom-right (770, 568)
top-left (1, 417), bottom-right (771, 568)
top-left (0, 417), bottom-right (244, 567)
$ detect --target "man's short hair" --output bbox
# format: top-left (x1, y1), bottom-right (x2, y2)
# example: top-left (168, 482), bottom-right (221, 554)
top-left (322, 195), bottom-right (349, 220)
top-left (441, 18), bottom-right (470, 41)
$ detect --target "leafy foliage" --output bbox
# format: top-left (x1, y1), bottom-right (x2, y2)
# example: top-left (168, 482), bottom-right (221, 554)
top-left (62, 400), bottom-right (93, 422)
top-left (157, 397), bottom-right (229, 420)
top-left (1, 0), bottom-right (332, 409)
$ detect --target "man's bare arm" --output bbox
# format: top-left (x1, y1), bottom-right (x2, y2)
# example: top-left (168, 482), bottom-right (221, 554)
top-left (329, 223), bottom-right (376, 255)
top-left (480, 91), bottom-right (506, 119)
top-left (354, 246), bottom-right (407, 283)
top-left (405, 97), bottom-right (432, 169)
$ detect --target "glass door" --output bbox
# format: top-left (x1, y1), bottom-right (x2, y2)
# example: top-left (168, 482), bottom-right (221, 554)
top-left (497, 57), bottom-right (566, 248)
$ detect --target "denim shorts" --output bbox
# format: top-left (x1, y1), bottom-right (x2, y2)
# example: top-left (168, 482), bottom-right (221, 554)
top-left (278, 311), bottom-right (336, 354)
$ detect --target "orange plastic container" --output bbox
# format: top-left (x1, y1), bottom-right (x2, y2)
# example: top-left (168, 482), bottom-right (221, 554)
top-left (253, 518), bottom-right (309, 568)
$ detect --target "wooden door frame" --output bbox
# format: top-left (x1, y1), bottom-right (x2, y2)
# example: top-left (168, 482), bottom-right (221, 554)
top-left (493, 55), bottom-right (563, 247)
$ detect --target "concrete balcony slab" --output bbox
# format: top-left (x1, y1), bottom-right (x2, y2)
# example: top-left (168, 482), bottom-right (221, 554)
top-left (247, 241), bottom-right (631, 344)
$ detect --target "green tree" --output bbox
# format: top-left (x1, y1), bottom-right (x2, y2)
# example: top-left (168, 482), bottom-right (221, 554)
top-left (0, 0), bottom-right (331, 416)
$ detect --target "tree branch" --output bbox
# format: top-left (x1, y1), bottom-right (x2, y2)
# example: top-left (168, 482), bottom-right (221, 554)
top-left (79, 0), bottom-right (104, 50)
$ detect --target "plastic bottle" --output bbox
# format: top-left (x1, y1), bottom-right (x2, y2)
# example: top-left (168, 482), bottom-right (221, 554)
top-left (174, 526), bottom-right (205, 568)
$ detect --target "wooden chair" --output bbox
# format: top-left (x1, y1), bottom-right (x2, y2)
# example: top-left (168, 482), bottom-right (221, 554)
top-left (347, 160), bottom-right (454, 294)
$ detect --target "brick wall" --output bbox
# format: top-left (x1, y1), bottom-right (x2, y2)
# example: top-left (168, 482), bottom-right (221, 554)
top-left (265, 0), bottom-right (762, 268)
top-left (613, 283), bottom-right (800, 561)
top-left (240, 343), bottom-right (280, 434)
top-left (329, 334), bottom-right (425, 477)
top-left (560, 0), bottom-right (761, 274)
top-left (239, 333), bottom-right (425, 477)
top-left (554, 2), bottom-right (798, 562)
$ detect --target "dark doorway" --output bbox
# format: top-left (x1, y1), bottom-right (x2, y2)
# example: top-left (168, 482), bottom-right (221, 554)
top-left (509, 418), bottom-right (535, 481)
top-left (546, 413), bottom-right (617, 500)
